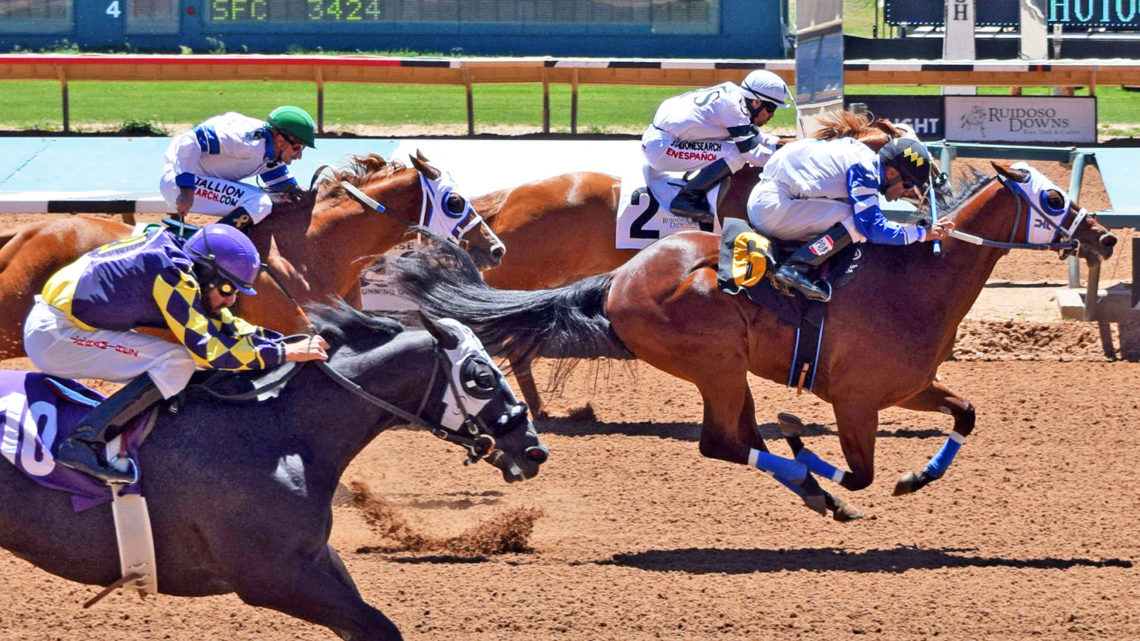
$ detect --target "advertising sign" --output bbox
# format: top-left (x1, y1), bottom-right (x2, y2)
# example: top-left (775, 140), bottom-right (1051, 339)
top-left (844, 95), bottom-right (945, 139)
top-left (945, 96), bottom-right (1097, 143)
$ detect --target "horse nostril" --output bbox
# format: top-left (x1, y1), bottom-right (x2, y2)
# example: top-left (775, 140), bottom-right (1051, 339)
top-left (525, 446), bottom-right (548, 464)
top-left (1100, 232), bottom-right (1118, 247)
top-left (491, 245), bottom-right (506, 259)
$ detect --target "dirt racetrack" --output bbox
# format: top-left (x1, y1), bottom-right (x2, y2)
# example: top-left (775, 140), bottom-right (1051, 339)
top-left (0, 159), bottom-right (1137, 640)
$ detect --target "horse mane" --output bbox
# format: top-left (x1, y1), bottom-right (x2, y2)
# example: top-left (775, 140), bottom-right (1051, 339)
top-left (813, 111), bottom-right (905, 143)
top-left (936, 166), bottom-right (995, 219)
top-left (306, 300), bottom-right (405, 349)
top-left (313, 154), bottom-right (410, 202)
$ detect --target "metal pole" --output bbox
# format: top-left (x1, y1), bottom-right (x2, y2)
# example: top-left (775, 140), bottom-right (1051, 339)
top-left (57, 65), bottom-right (69, 133)
top-left (1067, 150), bottom-right (1088, 288)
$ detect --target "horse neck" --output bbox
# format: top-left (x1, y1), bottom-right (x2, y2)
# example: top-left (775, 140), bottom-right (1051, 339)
top-left (290, 332), bottom-right (437, 481)
top-left (311, 171), bottom-right (423, 290)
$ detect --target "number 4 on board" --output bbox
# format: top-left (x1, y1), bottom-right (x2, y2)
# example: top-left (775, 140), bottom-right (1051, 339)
top-left (106, 1), bottom-right (122, 18)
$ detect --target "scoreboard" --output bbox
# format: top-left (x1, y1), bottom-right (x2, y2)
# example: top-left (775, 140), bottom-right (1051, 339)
top-left (209, 0), bottom-right (383, 23)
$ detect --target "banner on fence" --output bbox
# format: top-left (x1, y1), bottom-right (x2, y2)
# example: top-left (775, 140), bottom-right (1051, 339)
top-left (944, 96), bottom-right (1096, 143)
top-left (845, 95), bottom-right (945, 139)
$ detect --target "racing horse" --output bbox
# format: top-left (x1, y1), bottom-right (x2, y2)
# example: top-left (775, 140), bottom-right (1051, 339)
top-left (0, 303), bottom-right (547, 640)
top-left (376, 162), bottom-right (1116, 519)
top-left (467, 112), bottom-right (905, 414)
top-left (0, 151), bottom-right (505, 359)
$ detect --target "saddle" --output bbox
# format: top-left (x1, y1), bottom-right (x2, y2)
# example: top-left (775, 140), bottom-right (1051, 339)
top-left (716, 219), bottom-right (864, 392)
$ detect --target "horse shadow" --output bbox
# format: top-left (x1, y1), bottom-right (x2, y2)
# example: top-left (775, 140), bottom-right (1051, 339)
top-left (599, 546), bottom-right (1134, 575)
top-left (537, 416), bottom-right (945, 442)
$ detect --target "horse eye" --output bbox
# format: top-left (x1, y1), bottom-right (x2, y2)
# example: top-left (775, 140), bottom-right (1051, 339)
top-left (446, 193), bottom-right (468, 214)
top-left (1046, 193), bottom-right (1065, 210)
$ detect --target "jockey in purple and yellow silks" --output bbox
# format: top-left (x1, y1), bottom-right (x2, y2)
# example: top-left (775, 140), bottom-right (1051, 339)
top-left (746, 136), bottom-right (955, 302)
top-left (23, 224), bottom-right (329, 484)
top-left (158, 106), bottom-right (316, 231)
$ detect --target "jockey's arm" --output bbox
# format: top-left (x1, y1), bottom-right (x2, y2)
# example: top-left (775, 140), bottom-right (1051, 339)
top-left (845, 165), bottom-right (927, 245)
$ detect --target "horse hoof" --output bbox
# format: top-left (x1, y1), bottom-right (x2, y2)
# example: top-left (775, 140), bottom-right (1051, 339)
top-left (828, 496), bottom-right (864, 522)
top-left (777, 412), bottom-right (805, 438)
top-left (893, 471), bottom-right (924, 496)
top-left (801, 493), bottom-right (828, 516)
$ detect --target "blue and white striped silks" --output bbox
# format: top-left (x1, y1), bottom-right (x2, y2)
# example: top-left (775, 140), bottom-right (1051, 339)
top-left (922, 431), bottom-right (965, 479)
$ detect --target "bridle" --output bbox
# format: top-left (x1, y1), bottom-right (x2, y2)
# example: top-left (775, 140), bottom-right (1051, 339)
top-left (943, 172), bottom-right (1086, 256)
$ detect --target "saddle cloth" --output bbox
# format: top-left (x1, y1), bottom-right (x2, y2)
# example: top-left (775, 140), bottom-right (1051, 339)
top-left (615, 164), bottom-right (723, 249)
top-left (0, 371), bottom-right (150, 512)
top-left (715, 219), bottom-right (864, 392)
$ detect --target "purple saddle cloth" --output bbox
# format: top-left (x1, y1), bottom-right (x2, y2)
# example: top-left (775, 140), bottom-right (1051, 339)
top-left (0, 370), bottom-right (149, 512)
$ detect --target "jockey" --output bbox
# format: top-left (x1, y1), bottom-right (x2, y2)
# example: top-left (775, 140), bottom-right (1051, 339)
top-left (159, 105), bottom-right (317, 231)
top-left (23, 224), bottom-right (330, 484)
top-left (641, 69), bottom-right (791, 224)
top-left (746, 135), bottom-right (953, 302)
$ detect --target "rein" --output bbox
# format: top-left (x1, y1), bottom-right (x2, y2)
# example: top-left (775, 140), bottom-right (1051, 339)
top-left (945, 174), bottom-right (1083, 253)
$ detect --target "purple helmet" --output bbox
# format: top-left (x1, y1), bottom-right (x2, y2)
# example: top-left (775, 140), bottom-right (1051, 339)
top-left (184, 224), bottom-right (261, 295)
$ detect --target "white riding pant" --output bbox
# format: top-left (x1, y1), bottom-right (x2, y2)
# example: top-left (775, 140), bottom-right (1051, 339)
top-left (159, 169), bottom-right (274, 223)
top-left (641, 127), bottom-right (773, 174)
top-left (746, 179), bottom-right (868, 242)
top-left (24, 298), bottom-right (197, 399)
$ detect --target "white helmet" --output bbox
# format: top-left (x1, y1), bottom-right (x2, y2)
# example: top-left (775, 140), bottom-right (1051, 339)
top-left (740, 70), bottom-right (789, 108)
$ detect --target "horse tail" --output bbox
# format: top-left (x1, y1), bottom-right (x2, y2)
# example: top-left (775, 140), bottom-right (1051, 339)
top-left (377, 231), bottom-right (630, 363)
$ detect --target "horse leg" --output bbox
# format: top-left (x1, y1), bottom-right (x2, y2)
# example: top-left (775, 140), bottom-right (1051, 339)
top-left (230, 543), bottom-right (402, 641)
top-left (830, 400), bottom-right (881, 493)
top-left (772, 412), bottom-right (864, 522)
top-left (697, 380), bottom-right (852, 519)
top-left (510, 355), bottom-right (546, 418)
top-left (892, 380), bottom-right (976, 495)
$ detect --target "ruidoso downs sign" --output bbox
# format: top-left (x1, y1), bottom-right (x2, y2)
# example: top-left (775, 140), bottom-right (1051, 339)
top-left (945, 96), bottom-right (1096, 143)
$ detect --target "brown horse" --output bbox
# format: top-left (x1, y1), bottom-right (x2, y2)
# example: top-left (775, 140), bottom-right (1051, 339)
top-left (376, 162), bottom-right (1117, 519)
top-left (470, 112), bottom-right (905, 413)
top-left (0, 152), bottom-right (504, 359)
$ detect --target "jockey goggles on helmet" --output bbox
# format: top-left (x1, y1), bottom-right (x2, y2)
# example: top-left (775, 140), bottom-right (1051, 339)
top-left (184, 224), bottom-right (261, 295)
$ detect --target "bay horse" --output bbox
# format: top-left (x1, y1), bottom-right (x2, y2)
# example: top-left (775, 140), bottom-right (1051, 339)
top-left (0, 151), bottom-right (505, 359)
top-left (376, 162), bottom-right (1116, 519)
top-left (0, 303), bottom-right (546, 640)
top-left (468, 112), bottom-right (904, 414)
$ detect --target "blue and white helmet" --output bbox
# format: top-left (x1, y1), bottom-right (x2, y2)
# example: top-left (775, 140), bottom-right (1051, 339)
top-left (184, 224), bottom-right (261, 295)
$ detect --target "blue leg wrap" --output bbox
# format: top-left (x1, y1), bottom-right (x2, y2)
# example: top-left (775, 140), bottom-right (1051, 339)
top-left (770, 472), bottom-right (807, 497)
top-left (749, 449), bottom-right (807, 484)
top-left (795, 448), bottom-right (847, 484)
top-left (922, 431), bottom-right (965, 479)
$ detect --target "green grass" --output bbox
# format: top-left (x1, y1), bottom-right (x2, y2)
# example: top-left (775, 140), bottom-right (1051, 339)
top-left (0, 79), bottom-right (1133, 136)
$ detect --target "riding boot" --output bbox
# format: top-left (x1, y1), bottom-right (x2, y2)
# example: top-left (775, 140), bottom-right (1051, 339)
top-left (773, 224), bottom-right (853, 302)
top-left (55, 374), bottom-right (164, 484)
top-left (218, 207), bottom-right (254, 233)
top-left (668, 159), bottom-right (732, 224)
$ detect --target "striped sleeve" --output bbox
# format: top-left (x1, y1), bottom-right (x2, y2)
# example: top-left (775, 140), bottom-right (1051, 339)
top-left (845, 164), bottom-right (923, 245)
top-left (259, 164), bottom-right (298, 191)
top-left (152, 269), bottom-right (286, 371)
top-left (170, 131), bottom-right (203, 189)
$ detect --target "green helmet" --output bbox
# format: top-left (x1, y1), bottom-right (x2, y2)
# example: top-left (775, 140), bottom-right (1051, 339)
top-left (266, 105), bottom-right (317, 149)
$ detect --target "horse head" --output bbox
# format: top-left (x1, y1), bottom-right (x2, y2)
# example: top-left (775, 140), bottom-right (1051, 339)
top-left (408, 150), bottom-right (507, 270)
top-left (990, 161), bottom-right (1117, 264)
top-left (418, 312), bottom-right (548, 482)
top-left (309, 302), bottom-right (546, 483)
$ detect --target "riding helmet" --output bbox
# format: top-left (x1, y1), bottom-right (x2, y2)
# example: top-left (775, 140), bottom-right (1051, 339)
top-left (184, 224), bottom-right (261, 295)
top-left (266, 105), bottom-right (317, 149)
top-left (740, 70), bottom-right (789, 108)
top-left (878, 137), bottom-right (934, 191)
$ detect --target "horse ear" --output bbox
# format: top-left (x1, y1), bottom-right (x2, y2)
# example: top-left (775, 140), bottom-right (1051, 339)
top-left (418, 311), bottom-right (459, 350)
top-left (992, 162), bottom-right (1029, 183)
top-left (409, 150), bottom-right (441, 181)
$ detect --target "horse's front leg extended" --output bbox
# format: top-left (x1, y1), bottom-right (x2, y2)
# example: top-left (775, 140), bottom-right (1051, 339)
top-left (892, 380), bottom-right (976, 495)
top-left (510, 355), bottom-right (546, 418)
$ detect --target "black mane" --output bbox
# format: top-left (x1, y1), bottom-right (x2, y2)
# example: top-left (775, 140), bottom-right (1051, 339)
top-left (306, 300), bottom-right (405, 349)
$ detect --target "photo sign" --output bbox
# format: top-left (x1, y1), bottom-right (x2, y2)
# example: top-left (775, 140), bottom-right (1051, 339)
top-left (944, 96), bottom-right (1096, 144)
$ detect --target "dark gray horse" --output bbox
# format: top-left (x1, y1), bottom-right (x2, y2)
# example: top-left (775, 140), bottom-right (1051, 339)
top-left (0, 303), bottom-right (547, 640)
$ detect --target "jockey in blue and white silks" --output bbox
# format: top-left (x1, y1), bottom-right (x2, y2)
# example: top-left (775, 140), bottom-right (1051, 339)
top-left (159, 106), bottom-right (316, 230)
top-left (641, 70), bottom-right (790, 223)
top-left (746, 136), bottom-right (952, 302)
